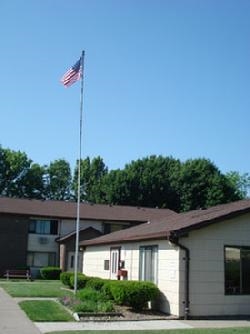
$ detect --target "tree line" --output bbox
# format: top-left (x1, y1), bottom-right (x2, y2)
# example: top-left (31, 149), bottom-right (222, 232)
top-left (0, 146), bottom-right (249, 212)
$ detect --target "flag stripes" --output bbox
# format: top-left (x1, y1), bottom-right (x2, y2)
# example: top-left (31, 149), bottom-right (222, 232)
top-left (60, 58), bottom-right (82, 87)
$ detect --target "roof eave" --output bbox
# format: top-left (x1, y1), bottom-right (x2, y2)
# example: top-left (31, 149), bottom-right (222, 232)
top-left (81, 231), bottom-right (170, 247)
top-left (172, 208), bottom-right (250, 238)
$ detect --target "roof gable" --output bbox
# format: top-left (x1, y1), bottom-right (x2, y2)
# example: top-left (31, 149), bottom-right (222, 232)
top-left (56, 226), bottom-right (102, 243)
top-left (80, 199), bottom-right (250, 246)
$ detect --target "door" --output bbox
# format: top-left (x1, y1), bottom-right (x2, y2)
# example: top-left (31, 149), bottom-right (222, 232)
top-left (110, 248), bottom-right (120, 279)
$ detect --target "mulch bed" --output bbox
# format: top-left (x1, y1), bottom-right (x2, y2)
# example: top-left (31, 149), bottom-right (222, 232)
top-left (78, 305), bottom-right (177, 321)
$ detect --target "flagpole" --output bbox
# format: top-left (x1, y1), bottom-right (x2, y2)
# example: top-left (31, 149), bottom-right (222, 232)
top-left (74, 50), bottom-right (85, 294)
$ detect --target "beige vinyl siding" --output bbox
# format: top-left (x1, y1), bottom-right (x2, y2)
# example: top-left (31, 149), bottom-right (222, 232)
top-left (180, 213), bottom-right (250, 317)
top-left (83, 239), bottom-right (181, 316)
top-left (83, 246), bottom-right (111, 279)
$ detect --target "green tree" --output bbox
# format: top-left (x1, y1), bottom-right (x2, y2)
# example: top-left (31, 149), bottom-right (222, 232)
top-left (178, 158), bottom-right (240, 212)
top-left (100, 169), bottom-right (130, 205)
top-left (225, 171), bottom-right (250, 199)
top-left (19, 163), bottom-right (45, 199)
top-left (73, 156), bottom-right (108, 202)
top-left (100, 156), bottom-right (241, 212)
top-left (0, 144), bottom-right (244, 211)
top-left (0, 146), bottom-right (45, 199)
top-left (100, 156), bottom-right (181, 210)
top-left (44, 159), bottom-right (72, 200)
top-left (124, 155), bottom-right (181, 209)
top-left (0, 147), bottom-right (31, 197)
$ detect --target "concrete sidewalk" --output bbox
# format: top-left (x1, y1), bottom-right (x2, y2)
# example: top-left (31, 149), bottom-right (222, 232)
top-left (35, 318), bottom-right (250, 333)
top-left (36, 320), bottom-right (192, 332)
top-left (0, 288), bottom-right (41, 334)
top-left (2, 287), bottom-right (250, 334)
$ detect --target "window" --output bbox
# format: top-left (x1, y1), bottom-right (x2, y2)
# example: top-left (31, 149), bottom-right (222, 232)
top-left (67, 252), bottom-right (81, 271)
top-left (27, 252), bottom-right (56, 267)
top-left (104, 260), bottom-right (110, 271)
top-left (29, 220), bottom-right (58, 235)
top-left (139, 245), bottom-right (158, 284)
top-left (225, 246), bottom-right (250, 295)
top-left (111, 249), bottom-right (119, 274)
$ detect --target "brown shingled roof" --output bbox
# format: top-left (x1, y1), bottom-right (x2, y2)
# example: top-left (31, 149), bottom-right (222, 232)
top-left (56, 227), bottom-right (102, 242)
top-left (0, 197), bottom-right (177, 223)
top-left (80, 199), bottom-right (250, 246)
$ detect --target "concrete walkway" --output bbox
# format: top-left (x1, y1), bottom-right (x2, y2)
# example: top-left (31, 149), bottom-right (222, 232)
top-left (36, 320), bottom-right (192, 332)
top-left (2, 287), bottom-right (250, 333)
top-left (0, 288), bottom-right (41, 334)
top-left (35, 319), bottom-right (250, 333)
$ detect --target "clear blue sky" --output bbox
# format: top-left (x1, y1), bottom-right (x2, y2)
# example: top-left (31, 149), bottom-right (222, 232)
top-left (1, 0), bottom-right (250, 174)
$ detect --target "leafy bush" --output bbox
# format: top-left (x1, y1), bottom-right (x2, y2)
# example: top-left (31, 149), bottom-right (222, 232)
top-left (109, 280), bottom-right (160, 311)
top-left (40, 267), bottom-right (61, 280)
top-left (109, 281), bottom-right (127, 305)
top-left (77, 287), bottom-right (106, 302)
top-left (75, 288), bottom-right (113, 313)
top-left (125, 281), bottom-right (160, 310)
top-left (73, 299), bottom-right (97, 312)
top-left (85, 277), bottom-right (108, 291)
top-left (96, 300), bottom-right (114, 313)
top-left (101, 280), bottom-right (121, 300)
top-left (73, 299), bottom-right (114, 313)
top-left (69, 273), bottom-right (89, 289)
top-left (60, 272), bottom-right (74, 287)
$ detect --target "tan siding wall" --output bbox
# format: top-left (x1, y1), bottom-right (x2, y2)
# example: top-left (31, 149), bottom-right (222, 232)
top-left (83, 246), bottom-right (111, 279)
top-left (121, 240), bottom-right (181, 316)
top-left (83, 213), bottom-right (250, 318)
top-left (83, 240), bottom-right (181, 316)
top-left (181, 213), bottom-right (250, 317)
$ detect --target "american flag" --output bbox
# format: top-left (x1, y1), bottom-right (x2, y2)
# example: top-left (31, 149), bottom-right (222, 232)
top-left (60, 58), bottom-right (82, 87)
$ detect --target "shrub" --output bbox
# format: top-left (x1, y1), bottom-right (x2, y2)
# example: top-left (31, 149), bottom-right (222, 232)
top-left (40, 267), bottom-right (61, 280)
top-left (60, 272), bottom-right (74, 287)
top-left (109, 280), bottom-right (160, 311)
top-left (109, 281), bottom-right (127, 305)
top-left (73, 299), bottom-right (97, 312)
top-left (75, 288), bottom-right (114, 313)
top-left (125, 281), bottom-right (160, 311)
top-left (97, 300), bottom-right (114, 313)
top-left (77, 287), bottom-right (106, 302)
top-left (85, 277), bottom-right (108, 291)
top-left (73, 299), bottom-right (114, 313)
top-left (101, 281), bottom-right (114, 300)
top-left (69, 273), bottom-right (89, 289)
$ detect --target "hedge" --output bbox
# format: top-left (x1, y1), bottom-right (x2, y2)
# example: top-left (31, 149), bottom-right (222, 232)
top-left (109, 280), bottom-right (160, 311)
top-left (85, 277), bottom-right (109, 291)
top-left (61, 272), bottom-right (160, 311)
top-left (60, 271), bottom-right (75, 287)
top-left (69, 273), bottom-right (90, 289)
top-left (40, 267), bottom-right (62, 280)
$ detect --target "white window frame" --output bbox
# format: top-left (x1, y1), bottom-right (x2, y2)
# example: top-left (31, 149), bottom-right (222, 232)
top-left (139, 245), bottom-right (158, 284)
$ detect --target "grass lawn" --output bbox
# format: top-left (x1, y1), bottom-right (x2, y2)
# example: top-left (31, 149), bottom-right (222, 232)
top-left (19, 300), bottom-right (74, 321)
top-left (0, 280), bottom-right (73, 297)
top-left (44, 329), bottom-right (250, 334)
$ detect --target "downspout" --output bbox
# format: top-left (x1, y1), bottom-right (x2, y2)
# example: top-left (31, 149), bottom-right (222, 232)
top-left (169, 235), bottom-right (190, 320)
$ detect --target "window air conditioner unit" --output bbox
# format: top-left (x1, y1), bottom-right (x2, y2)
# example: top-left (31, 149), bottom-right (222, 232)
top-left (39, 237), bottom-right (49, 244)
